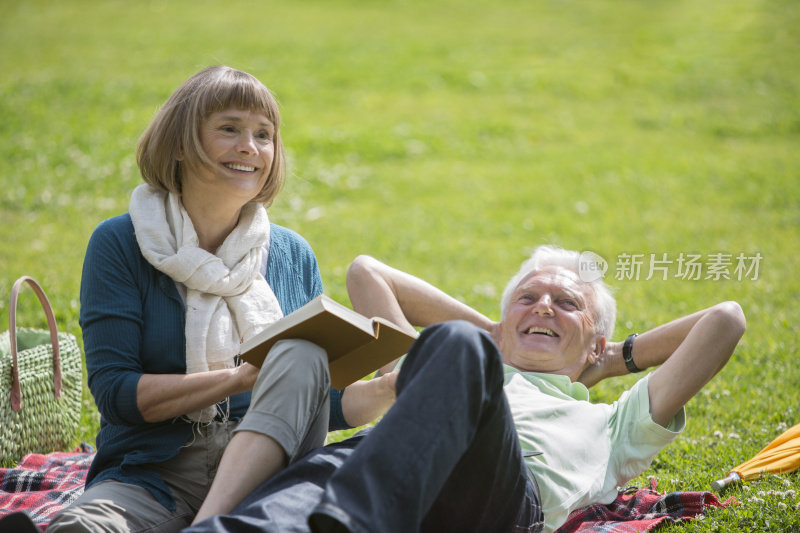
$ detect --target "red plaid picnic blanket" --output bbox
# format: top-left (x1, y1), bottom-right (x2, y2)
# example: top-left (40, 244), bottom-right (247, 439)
top-left (1, 452), bottom-right (733, 533)
top-left (555, 478), bottom-right (735, 533)
top-left (0, 445), bottom-right (93, 532)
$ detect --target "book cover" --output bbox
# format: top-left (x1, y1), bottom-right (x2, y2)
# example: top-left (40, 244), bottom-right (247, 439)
top-left (239, 295), bottom-right (417, 389)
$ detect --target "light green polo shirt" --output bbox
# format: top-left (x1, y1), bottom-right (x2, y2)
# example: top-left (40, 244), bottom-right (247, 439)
top-left (503, 367), bottom-right (686, 533)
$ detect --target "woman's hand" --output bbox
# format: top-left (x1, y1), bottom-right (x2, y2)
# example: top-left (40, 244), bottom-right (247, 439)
top-left (234, 361), bottom-right (260, 392)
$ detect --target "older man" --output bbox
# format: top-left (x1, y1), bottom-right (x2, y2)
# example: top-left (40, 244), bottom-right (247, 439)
top-left (186, 246), bottom-right (745, 533)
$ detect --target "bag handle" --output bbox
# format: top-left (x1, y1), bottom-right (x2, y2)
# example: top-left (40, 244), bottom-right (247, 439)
top-left (9, 276), bottom-right (62, 412)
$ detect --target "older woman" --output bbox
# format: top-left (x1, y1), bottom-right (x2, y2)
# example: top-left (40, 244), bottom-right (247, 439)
top-left (48, 66), bottom-right (394, 533)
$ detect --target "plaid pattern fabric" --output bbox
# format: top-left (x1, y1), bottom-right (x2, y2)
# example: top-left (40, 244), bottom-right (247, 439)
top-left (555, 478), bottom-right (735, 533)
top-left (2, 452), bottom-right (732, 533)
top-left (0, 445), bottom-right (93, 531)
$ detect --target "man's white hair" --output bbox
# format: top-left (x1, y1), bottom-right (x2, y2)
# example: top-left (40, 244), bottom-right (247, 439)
top-left (499, 246), bottom-right (616, 340)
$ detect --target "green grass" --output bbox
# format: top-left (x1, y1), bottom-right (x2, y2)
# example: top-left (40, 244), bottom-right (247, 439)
top-left (1, 0), bottom-right (799, 529)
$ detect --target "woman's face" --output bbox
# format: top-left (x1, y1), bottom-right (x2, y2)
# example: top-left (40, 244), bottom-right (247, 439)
top-left (183, 107), bottom-right (275, 207)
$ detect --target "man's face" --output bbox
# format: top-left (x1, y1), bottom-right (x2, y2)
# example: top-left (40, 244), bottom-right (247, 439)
top-left (498, 266), bottom-right (603, 379)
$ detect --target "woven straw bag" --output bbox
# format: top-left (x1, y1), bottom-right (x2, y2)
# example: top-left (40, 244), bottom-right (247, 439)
top-left (0, 276), bottom-right (82, 464)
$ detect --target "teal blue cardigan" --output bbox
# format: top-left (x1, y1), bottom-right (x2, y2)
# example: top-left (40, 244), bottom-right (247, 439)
top-left (79, 214), bottom-right (348, 510)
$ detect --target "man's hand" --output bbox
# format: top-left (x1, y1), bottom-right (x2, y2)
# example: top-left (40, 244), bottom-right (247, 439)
top-left (486, 321), bottom-right (502, 347)
top-left (577, 341), bottom-right (624, 388)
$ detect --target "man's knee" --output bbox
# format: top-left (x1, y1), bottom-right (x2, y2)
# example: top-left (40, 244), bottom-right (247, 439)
top-left (420, 321), bottom-right (500, 362)
top-left (399, 321), bottom-right (503, 390)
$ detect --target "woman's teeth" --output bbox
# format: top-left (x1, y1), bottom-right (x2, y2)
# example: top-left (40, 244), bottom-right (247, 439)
top-left (224, 163), bottom-right (256, 172)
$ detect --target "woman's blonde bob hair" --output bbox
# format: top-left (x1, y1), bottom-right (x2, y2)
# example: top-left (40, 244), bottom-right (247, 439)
top-left (136, 65), bottom-right (286, 206)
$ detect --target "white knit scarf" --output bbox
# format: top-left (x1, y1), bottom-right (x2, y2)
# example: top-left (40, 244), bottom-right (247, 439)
top-left (129, 184), bottom-right (283, 422)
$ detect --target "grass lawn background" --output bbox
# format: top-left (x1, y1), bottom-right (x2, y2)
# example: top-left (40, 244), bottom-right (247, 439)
top-left (1, 0), bottom-right (798, 530)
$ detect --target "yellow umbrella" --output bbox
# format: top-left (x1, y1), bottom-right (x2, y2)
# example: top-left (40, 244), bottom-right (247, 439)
top-left (711, 423), bottom-right (800, 491)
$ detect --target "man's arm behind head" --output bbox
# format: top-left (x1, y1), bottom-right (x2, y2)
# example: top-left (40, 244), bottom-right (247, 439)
top-left (630, 301), bottom-right (746, 427)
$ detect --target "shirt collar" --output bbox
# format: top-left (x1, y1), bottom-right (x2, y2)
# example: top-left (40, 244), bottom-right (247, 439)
top-left (503, 364), bottom-right (590, 401)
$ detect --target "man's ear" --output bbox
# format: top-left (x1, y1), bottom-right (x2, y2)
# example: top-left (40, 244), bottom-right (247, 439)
top-left (587, 335), bottom-right (607, 365)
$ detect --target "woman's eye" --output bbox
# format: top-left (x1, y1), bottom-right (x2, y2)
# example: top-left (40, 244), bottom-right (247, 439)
top-left (561, 299), bottom-right (578, 309)
top-left (256, 131), bottom-right (273, 142)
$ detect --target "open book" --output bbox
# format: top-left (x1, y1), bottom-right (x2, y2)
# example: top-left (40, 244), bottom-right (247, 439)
top-left (239, 295), bottom-right (418, 389)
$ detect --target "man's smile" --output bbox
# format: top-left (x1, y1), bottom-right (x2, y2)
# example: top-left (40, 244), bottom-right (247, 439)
top-left (524, 327), bottom-right (559, 337)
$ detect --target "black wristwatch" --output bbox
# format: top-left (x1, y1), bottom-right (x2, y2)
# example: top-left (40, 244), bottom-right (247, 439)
top-left (623, 333), bottom-right (643, 373)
